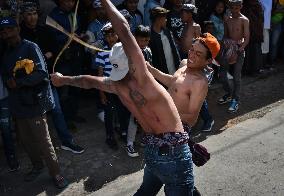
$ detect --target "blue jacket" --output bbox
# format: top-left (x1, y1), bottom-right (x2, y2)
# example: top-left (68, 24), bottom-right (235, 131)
top-left (1, 40), bottom-right (55, 118)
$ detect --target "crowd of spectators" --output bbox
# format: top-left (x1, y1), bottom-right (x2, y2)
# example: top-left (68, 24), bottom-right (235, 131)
top-left (0, 0), bottom-right (283, 189)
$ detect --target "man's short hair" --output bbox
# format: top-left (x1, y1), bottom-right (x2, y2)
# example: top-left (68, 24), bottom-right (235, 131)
top-left (134, 25), bottom-right (151, 38)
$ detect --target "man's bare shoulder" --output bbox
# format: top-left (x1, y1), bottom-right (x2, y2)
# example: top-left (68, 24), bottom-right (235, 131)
top-left (188, 72), bottom-right (208, 89)
top-left (240, 14), bottom-right (249, 21)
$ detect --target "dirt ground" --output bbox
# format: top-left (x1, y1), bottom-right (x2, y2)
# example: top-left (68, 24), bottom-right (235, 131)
top-left (0, 63), bottom-right (284, 196)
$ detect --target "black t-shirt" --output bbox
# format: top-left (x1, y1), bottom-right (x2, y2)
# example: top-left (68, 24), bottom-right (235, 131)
top-left (166, 9), bottom-right (184, 40)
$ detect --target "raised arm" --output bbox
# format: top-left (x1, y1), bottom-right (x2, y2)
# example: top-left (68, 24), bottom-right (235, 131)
top-left (50, 73), bottom-right (116, 94)
top-left (101, 0), bottom-right (148, 84)
top-left (147, 62), bottom-right (174, 87)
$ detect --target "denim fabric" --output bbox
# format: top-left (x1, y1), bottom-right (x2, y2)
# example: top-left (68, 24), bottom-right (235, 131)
top-left (57, 86), bottom-right (80, 122)
top-left (51, 87), bottom-right (73, 145)
top-left (0, 97), bottom-right (16, 159)
top-left (135, 144), bottom-right (194, 196)
top-left (200, 100), bottom-right (213, 122)
top-left (269, 22), bottom-right (283, 63)
top-left (219, 51), bottom-right (245, 101)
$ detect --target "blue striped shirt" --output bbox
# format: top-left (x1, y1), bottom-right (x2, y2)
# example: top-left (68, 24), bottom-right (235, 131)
top-left (95, 46), bottom-right (113, 77)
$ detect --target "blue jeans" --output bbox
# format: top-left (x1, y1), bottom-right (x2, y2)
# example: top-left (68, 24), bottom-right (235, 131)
top-left (135, 144), bottom-right (194, 196)
top-left (200, 100), bottom-right (212, 123)
top-left (269, 22), bottom-right (283, 63)
top-left (0, 98), bottom-right (16, 160)
top-left (51, 87), bottom-right (73, 145)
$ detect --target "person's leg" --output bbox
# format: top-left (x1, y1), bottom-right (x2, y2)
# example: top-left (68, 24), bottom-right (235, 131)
top-left (228, 52), bottom-right (245, 112)
top-left (51, 87), bottom-right (73, 144)
top-left (28, 115), bottom-right (60, 177)
top-left (0, 98), bottom-right (19, 170)
top-left (200, 100), bottom-right (214, 132)
top-left (156, 144), bottom-right (194, 196)
top-left (254, 43), bottom-right (263, 74)
top-left (269, 23), bottom-right (282, 65)
top-left (261, 28), bottom-right (270, 68)
top-left (114, 96), bottom-right (130, 140)
top-left (104, 93), bottom-right (118, 149)
top-left (126, 114), bottom-right (139, 157)
top-left (51, 87), bottom-right (84, 153)
top-left (134, 165), bottom-right (163, 196)
top-left (243, 42), bottom-right (252, 75)
top-left (218, 63), bottom-right (232, 104)
top-left (68, 86), bottom-right (83, 122)
top-left (127, 115), bottom-right (137, 145)
top-left (16, 118), bottom-right (44, 170)
top-left (200, 100), bottom-right (212, 122)
top-left (232, 52), bottom-right (245, 102)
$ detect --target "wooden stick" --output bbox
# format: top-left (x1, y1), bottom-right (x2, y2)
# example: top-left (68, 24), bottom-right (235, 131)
top-left (46, 0), bottom-right (109, 73)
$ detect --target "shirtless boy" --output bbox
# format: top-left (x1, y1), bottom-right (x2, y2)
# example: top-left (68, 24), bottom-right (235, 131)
top-left (180, 4), bottom-right (201, 59)
top-left (148, 33), bottom-right (220, 130)
top-left (50, 0), bottom-right (194, 195)
top-left (218, 0), bottom-right (250, 113)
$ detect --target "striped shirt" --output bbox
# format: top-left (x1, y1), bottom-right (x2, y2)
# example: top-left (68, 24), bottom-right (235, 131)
top-left (95, 46), bottom-right (112, 77)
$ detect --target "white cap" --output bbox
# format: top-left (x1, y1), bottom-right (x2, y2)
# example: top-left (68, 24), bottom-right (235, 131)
top-left (109, 42), bottom-right (129, 81)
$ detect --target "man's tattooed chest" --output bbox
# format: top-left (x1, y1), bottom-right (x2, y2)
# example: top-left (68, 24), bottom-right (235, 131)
top-left (129, 89), bottom-right (147, 107)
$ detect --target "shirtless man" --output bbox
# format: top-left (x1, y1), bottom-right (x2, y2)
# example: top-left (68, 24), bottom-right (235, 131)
top-left (218, 0), bottom-right (250, 113)
top-left (180, 4), bottom-right (201, 59)
top-left (50, 0), bottom-right (194, 195)
top-left (148, 33), bottom-right (220, 130)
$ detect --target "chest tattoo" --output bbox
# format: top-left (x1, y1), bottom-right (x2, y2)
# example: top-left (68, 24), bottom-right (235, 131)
top-left (129, 89), bottom-right (147, 107)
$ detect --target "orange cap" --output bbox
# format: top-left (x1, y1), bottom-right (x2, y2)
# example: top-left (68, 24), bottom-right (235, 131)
top-left (198, 33), bottom-right (220, 59)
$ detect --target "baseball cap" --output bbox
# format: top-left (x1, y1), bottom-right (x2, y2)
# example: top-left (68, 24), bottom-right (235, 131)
top-left (0, 17), bottom-right (17, 29)
top-left (93, 0), bottom-right (102, 8)
top-left (181, 4), bottom-right (197, 14)
top-left (109, 42), bottom-right (129, 81)
top-left (197, 33), bottom-right (220, 59)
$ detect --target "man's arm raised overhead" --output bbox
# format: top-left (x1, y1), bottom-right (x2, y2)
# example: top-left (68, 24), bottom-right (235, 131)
top-left (101, 0), bottom-right (148, 85)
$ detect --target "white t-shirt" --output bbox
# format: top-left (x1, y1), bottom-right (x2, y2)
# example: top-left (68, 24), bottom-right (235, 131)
top-left (160, 30), bottom-right (176, 75)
